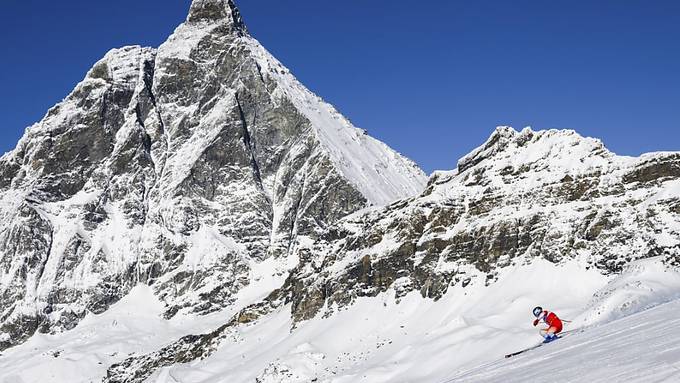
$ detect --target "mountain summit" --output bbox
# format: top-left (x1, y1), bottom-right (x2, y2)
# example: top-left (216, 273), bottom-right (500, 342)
top-left (0, 0), bottom-right (426, 350)
top-left (187, 0), bottom-right (246, 28)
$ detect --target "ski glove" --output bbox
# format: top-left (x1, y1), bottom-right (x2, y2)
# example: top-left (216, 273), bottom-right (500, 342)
top-left (533, 319), bottom-right (539, 326)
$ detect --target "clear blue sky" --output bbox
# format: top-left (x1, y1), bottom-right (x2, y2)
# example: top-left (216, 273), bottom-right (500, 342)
top-left (2, 1), bottom-right (679, 173)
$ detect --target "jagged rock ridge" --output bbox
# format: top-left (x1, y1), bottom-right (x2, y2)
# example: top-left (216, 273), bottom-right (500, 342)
top-left (0, 0), bottom-right (426, 350)
top-left (284, 127), bottom-right (680, 321)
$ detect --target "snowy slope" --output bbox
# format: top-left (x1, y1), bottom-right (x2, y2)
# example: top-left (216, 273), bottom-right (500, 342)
top-left (3, 257), bottom-right (677, 383)
top-left (450, 298), bottom-right (680, 383)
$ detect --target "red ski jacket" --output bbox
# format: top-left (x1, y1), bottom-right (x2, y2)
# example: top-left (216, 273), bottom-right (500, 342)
top-left (533, 310), bottom-right (563, 332)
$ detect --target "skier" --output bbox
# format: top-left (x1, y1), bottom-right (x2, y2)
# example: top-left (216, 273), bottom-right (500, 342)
top-left (532, 306), bottom-right (563, 343)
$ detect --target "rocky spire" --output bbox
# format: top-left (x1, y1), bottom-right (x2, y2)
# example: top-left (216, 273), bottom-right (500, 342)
top-left (187, 0), bottom-right (247, 31)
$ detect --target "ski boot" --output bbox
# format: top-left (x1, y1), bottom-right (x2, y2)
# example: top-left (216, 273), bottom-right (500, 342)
top-left (542, 333), bottom-right (558, 344)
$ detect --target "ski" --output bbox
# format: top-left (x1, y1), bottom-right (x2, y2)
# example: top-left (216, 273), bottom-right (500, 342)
top-left (504, 343), bottom-right (545, 358)
top-left (504, 333), bottom-right (569, 359)
top-left (504, 326), bottom-right (586, 358)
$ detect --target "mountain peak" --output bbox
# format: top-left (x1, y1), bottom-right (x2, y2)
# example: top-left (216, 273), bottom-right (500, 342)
top-left (457, 127), bottom-right (611, 174)
top-left (457, 126), bottom-right (523, 172)
top-left (187, 0), bottom-right (246, 31)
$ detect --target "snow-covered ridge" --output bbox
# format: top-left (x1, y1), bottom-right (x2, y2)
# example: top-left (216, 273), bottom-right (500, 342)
top-left (457, 126), bottom-right (613, 174)
top-left (427, 125), bottom-right (679, 202)
top-left (272, 124), bottom-right (680, 333)
top-left (243, 36), bottom-right (427, 206)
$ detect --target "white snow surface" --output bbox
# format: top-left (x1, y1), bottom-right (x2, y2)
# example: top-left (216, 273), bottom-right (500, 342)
top-left (3, 257), bottom-right (679, 383)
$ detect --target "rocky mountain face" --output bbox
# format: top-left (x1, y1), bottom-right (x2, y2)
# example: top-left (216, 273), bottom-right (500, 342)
top-left (283, 127), bottom-right (680, 321)
top-left (0, 0), bottom-right (426, 351)
top-left (104, 127), bottom-right (680, 382)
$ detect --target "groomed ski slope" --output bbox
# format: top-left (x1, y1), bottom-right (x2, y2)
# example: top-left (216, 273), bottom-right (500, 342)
top-left (1, 257), bottom-right (678, 382)
top-left (448, 298), bottom-right (680, 383)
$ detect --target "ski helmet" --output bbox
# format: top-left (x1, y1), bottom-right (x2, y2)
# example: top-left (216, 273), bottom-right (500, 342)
top-left (532, 306), bottom-right (543, 317)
